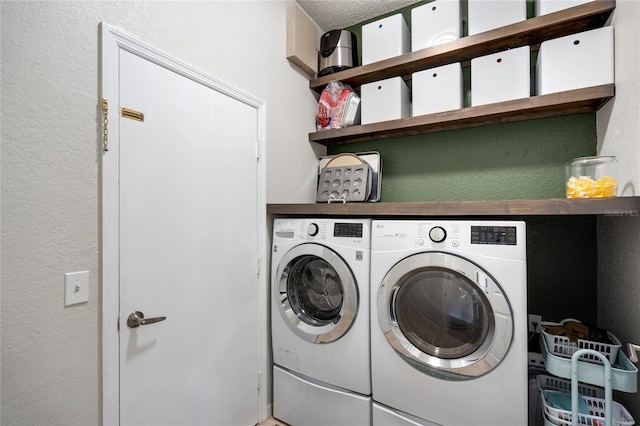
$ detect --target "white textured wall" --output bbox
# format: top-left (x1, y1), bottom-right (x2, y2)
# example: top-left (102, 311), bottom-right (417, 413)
top-left (1, 1), bottom-right (319, 424)
top-left (598, 216), bottom-right (640, 418)
top-left (598, 0), bottom-right (640, 195)
top-left (597, 0), bottom-right (640, 418)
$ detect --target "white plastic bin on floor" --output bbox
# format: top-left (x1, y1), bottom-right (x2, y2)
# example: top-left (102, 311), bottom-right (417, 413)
top-left (537, 26), bottom-right (614, 95)
top-left (361, 77), bottom-right (410, 124)
top-left (412, 63), bottom-right (463, 116)
top-left (411, 0), bottom-right (461, 51)
top-left (468, 0), bottom-right (527, 36)
top-left (537, 0), bottom-right (595, 16)
top-left (362, 14), bottom-right (410, 65)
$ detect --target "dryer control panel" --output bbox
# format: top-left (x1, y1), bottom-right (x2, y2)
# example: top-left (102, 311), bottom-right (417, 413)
top-left (371, 220), bottom-right (526, 260)
top-left (471, 225), bottom-right (517, 245)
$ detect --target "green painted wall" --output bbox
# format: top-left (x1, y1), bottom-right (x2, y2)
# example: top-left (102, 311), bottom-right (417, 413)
top-left (331, 114), bottom-right (596, 201)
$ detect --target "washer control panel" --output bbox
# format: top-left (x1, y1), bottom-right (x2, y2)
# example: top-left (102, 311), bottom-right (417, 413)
top-left (428, 226), bottom-right (447, 243)
top-left (334, 222), bottom-right (364, 238)
top-left (307, 223), bottom-right (319, 237)
top-left (303, 222), bottom-right (364, 238)
top-left (273, 219), bottom-right (370, 248)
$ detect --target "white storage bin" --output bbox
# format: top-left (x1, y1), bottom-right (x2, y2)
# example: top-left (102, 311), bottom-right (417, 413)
top-left (537, 0), bottom-right (595, 16)
top-left (361, 77), bottom-right (410, 124)
top-left (412, 63), bottom-right (463, 116)
top-left (468, 0), bottom-right (527, 36)
top-left (537, 26), bottom-right (614, 95)
top-left (471, 46), bottom-right (530, 106)
top-left (411, 0), bottom-right (461, 51)
top-left (362, 14), bottom-right (410, 65)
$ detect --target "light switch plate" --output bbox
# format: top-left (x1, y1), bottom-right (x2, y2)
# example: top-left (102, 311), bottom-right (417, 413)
top-left (65, 271), bottom-right (89, 306)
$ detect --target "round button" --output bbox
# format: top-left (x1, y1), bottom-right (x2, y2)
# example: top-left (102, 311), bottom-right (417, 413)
top-left (429, 226), bottom-right (447, 243)
top-left (307, 223), bottom-right (319, 237)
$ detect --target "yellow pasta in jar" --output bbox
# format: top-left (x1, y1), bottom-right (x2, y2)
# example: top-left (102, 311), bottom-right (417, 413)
top-left (566, 175), bottom-right (617, 198)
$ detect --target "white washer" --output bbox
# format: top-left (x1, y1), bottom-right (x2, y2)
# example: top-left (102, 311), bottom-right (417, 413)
top-left (371, 220), bottom-right (527, 426)
top-left (271, 218), bottom-right (371, 426)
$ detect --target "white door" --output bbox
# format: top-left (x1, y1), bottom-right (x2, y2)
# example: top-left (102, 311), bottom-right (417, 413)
top-left (111, 46), bottom-right (261, 425)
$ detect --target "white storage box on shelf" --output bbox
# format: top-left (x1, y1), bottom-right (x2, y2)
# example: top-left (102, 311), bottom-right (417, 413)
top-left (471, 46), bottom-right (530, 106)
top-left (362, 14), bottom-right (410, 65)
top-left (411, 0), bottom-right (461, 51)
top-left (361, 77), bottom-right (410, 124)
top-left (468, 0), bottom-right (527, 36)
top-left (537, 26), bottom-right (614, 96)
top-left (412, 63), bottom-right (463, 116)
top-left (537, 0), bottom-right (595, 16)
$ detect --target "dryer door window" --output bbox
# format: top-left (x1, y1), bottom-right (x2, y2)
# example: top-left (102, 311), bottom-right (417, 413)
top-left (378, 251), bottom-right (513, 379)
top-left (394, 267), bottom-right (490, 360)
top-left (276, 244), bottom-right (358, 344)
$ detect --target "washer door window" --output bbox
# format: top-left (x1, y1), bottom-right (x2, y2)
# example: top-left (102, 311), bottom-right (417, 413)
top-left (276, 244), bottom-right (358, 344)
top-left (379, 252), bottom-right (513, 379)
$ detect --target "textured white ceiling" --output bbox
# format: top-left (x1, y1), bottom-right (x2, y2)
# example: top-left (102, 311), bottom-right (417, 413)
top-left (296, 0), bottom-right (423, 32)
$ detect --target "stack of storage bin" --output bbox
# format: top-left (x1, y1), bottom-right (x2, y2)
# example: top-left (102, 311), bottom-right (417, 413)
top-left (411, 0), bottom-right (463, 116)
top-left (360, 14), bottom-right (411, 124)
top-left (537, 320), bottom-right (637, 426)
top-left (353, 0), bottom-right (614, 127)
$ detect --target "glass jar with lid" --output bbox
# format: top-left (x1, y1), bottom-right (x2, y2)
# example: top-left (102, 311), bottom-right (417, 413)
top-left (565, 156), bottom-right (618, 198)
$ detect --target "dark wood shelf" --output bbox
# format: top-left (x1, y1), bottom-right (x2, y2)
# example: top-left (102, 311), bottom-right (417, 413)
top-left (309, 84), bottom-right (614, 146)
top-left (267, 197), bottom-right (640, 217)
top-left (309, 0), bottom-right (616, 93)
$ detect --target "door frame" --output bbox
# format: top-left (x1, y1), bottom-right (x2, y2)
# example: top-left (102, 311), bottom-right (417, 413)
top-left (100, 22), bottom-right (268, 425)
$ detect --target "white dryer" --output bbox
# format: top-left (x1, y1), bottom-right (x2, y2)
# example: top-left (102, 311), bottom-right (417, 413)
top-left (271, 218), bottom-right (371, 426)
top-left (370, 220), bottom-right (527, 426)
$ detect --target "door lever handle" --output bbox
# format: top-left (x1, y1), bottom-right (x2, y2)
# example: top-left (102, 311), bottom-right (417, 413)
top-left (127, 311), bottom-right (167, 328)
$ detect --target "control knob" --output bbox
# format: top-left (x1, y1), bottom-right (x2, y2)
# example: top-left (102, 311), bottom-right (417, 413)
top-left (429, 226), bottom-right (447, 243)
top-left (307, 223), bottom-right (319, 237)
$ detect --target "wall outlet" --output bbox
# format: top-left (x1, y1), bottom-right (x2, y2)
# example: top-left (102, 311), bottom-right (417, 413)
top-left (528, 313), bottom-right (543, 333)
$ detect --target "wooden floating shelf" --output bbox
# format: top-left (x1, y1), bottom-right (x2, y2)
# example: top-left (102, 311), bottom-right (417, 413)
top-left (267, 197), bottom-right (640, 217)
top-left (309, 84), bottom-right (615, 146)
top-left (309, 0), bottom-right (616, 93)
